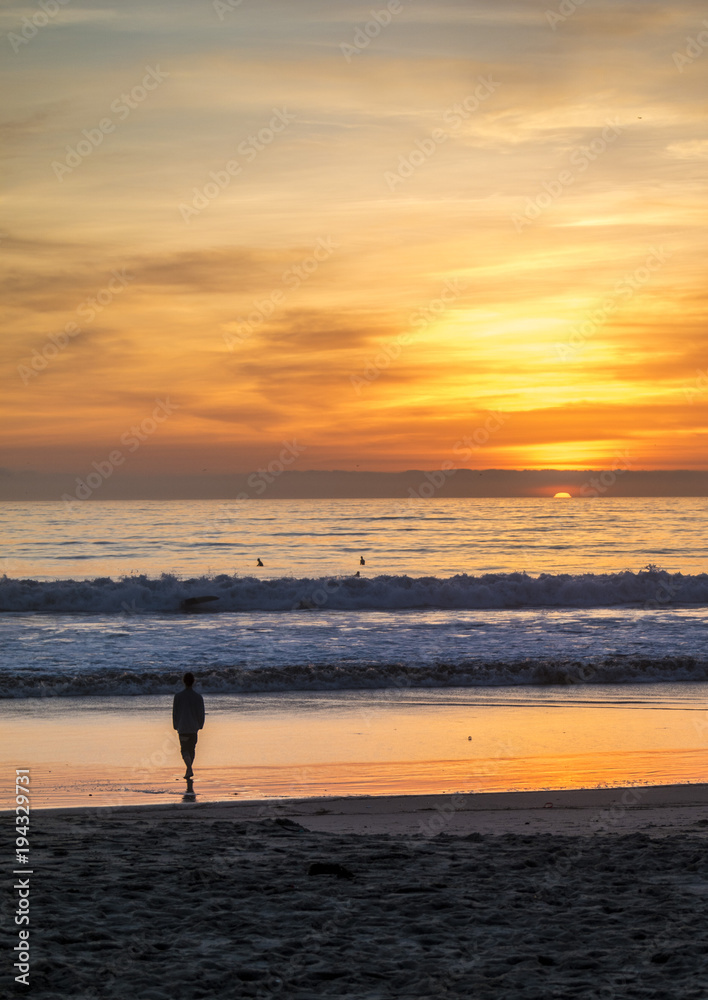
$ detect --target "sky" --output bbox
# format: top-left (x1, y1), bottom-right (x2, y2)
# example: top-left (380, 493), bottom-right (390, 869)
top-left (2, 0), bottom-right (708, 497)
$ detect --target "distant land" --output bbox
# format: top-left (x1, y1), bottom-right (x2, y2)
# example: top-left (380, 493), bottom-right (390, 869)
top-left (2, 469), bottom-right (708, 501)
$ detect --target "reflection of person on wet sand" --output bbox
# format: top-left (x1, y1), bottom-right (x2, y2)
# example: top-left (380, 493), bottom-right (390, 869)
top-left (172, 672), bottom-right (205, 779)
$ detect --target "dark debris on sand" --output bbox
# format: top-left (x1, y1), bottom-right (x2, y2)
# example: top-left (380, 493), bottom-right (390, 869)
top-left (13, 815), bottom-right (708, 999)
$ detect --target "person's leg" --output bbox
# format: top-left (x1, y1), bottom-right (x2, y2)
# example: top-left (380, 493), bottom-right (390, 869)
top-left (179, 733), bottom-right (197, 777)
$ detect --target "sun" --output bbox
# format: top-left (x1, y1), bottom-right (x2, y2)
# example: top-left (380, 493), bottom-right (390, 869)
top-left (553, 492), bottom-right (572, 499)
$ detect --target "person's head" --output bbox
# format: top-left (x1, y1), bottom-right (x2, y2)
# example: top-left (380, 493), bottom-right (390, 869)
top-left (183, 672), bottom-right (195, 688)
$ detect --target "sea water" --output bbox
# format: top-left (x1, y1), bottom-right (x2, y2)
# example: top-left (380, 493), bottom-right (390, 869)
top-left (2, 498), bottom-right (707, 804)
top-left (2, 497), bottom-right (708, 696)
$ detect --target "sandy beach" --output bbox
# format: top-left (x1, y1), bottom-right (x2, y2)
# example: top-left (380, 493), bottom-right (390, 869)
top-left (14, 784), bottom-right (708, 999)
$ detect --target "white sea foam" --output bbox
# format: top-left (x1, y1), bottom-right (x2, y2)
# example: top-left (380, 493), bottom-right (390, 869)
top-left (0, 569), bottom-right (705, 613)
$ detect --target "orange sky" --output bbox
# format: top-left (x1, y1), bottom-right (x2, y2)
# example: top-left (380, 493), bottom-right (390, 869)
top-left (2, 0), bottom-right (708, 493)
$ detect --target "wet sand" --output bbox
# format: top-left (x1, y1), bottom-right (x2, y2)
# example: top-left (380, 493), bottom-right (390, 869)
top-left (4, 687), bottom-right (708, 809)
top-left (18, 784), bottom-right (708, 999)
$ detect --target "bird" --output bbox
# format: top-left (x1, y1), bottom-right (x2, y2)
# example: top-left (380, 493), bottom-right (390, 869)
top-left (256, 558), bottom-right (263, 567)
top-left (360, 556), bottom-right (365, 565)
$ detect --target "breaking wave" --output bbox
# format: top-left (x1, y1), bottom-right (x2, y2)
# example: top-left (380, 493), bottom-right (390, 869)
top-left (1, 569), bottom-right (706, 614)
top-left (4, 656), bottom-right (708, 699)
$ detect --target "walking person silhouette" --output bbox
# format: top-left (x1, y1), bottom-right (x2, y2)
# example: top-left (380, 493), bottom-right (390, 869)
top-left (172, 672), bottom-right (205, 779)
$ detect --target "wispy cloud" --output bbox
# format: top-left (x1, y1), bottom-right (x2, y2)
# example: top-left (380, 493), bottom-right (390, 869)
top-left (2, 0), bottom-right (708, 481)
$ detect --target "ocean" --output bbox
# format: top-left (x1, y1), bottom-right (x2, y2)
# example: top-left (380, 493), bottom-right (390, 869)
top-left (2, 497), bottom-right (708, 697)
top-left (2, 497), bottom-right (707, 805)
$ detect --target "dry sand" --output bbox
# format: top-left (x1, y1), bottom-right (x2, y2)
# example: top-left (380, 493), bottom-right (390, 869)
top-left (14, 784), bottom-right (708, 999)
